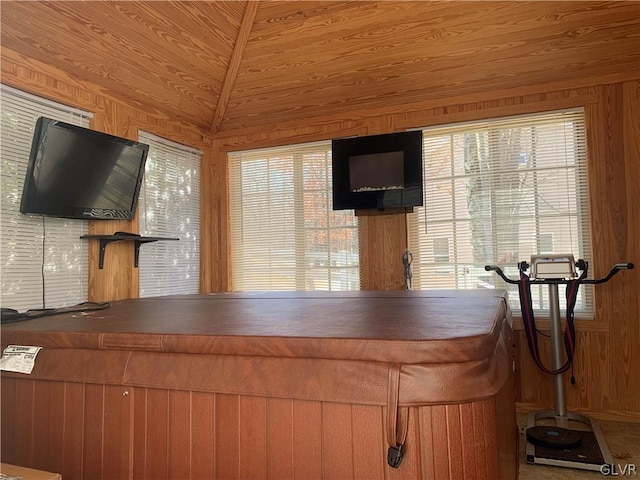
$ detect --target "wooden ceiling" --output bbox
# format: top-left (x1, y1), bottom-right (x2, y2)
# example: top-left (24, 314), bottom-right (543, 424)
top-left (1, 1), bottom-right (639, 135)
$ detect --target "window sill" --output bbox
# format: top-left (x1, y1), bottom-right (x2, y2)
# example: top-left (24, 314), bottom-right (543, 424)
top-left (511, 315), bottom-right (609, 333)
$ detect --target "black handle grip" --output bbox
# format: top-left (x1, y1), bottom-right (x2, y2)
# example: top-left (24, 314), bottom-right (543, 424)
top-left (581, 262), bottom-right (634, 284)
top-left (483, 265), bottom-right (520, 284)
top-left (614, 262), bottom-right (634, 270)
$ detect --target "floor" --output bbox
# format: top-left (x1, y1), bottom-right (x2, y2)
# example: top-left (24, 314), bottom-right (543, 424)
top-left (517, 413), bottom-right (640, 479)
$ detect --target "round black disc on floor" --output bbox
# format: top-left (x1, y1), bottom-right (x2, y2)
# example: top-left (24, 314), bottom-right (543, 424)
top-left (526, 426), bottom-right (583, 449)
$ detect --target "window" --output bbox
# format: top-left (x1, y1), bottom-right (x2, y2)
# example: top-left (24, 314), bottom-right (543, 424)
top-left (137, 132), bottom-right (201, 297)
top-left (433, 238), bottom-right (451, 263)
top-left (229, 141), bottom-right (359, 291)
top-left (408, 108), bottom-right (593, 315)
top-left (0, 84), bottom-right (92, 311)
top-left (538, 233), bottom-right (555, 254)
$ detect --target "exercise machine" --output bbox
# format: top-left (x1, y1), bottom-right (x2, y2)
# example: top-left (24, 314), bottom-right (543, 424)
top-left (485, 255), bottom-right (634, 472)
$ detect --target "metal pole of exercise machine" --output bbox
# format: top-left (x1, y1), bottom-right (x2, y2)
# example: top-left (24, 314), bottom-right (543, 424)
top-left (548, 283), bottom-right (568, 428)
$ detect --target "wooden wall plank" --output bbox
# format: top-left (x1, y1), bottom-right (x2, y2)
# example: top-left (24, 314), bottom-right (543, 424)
top-left (351, 405), bottom-right (385, 479)
top-left (87, 106), bottom-right (139, 302)
top-left (63, 382), bottom-right (85, 480)
top-left (514, 330), bottom-right (612, 411)
top-left (132, 388), bottom-right (148, 479)
top-left (14, 379), bottom-right (35, 467)
top-left (144, 388), bottom-right (169, 480)
top-left (471, 401), bottom-right (490, 480)
top-left (168, 390), bottom-right (192, 479)
top-left (215, 394), bottom-right (240, 479)
top-left (103, 384), bottom-right (132, 480)
top-left (266, 398), bottom-right (293, 479)
top-left (430, 405), bottom-right (451, 479)
top-left (417, 407), bottom-right (436, 479)
top-left (359, 214), bottom-right (407, 290)
top-left (481, 400), bottom-right (500, 480)
top-left (292, 400), bottom-right (323, 479)
top-left (387, 407), bottom-right (421, 480)
top-left (200, 144), bottom-right (216, 293)
top-left (445, 405), bottom-right (464, 480)
top-left (210, 144), bottom-right (231, 292)
top-left (321, 403), bottom-right (354, 478)
top-left (83, 384), bottom-right (105, 479)
top-left (47, 382), bottom-right (66, 477)
top-left (239, 396), bottom-right (267, 479)
top-left (31, 381), bottom-right (52, 472)
top-left (459, 402), bottom-right (478, 479)
top-left (191, 391), bottom-right (216, 478)
top-left (1, 378), bottom-right (17, 462)
top-left (619, 80), bottom-right (640, 414)
top-left (495, 372), bottom-right (518, 480)
top-left (608, 80), bottom-right (640, 413)
top-left (585, 81), bottom-right (640, 416)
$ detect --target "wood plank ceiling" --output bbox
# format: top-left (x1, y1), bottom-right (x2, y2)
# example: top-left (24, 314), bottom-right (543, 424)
top-left (1, 1), bottom-right (639, 135)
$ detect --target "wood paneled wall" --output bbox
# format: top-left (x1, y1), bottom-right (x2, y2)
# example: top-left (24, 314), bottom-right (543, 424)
top-left (1, 47), bottom-right (216, 301)
top-left (1, 47), bottom-right (638, 419)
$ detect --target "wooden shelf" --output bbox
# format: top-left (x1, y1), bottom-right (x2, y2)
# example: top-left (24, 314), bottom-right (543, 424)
top-left (80, 234), bottom-right (179, 269)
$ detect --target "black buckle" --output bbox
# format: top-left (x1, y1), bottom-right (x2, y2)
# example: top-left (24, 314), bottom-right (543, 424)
top-left (387, 443), bottom-right (404, 468)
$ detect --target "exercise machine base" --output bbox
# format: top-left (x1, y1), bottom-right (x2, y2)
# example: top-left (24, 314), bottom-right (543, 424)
top-left (525, 410), bottom-right (613, 471)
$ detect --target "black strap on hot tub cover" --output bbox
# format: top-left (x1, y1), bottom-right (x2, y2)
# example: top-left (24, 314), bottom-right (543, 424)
top-left (386, 365), bottom-right (408, 468)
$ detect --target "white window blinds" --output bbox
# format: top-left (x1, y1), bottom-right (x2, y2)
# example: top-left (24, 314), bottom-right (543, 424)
top-left (137, 131), bottom-right (201, 297)
top-left (408, 108), bottom-right (593, 316)
top-left (0, 84), bottom-right (92, 311)
top-left (229, 142), bottom-right (359, 291)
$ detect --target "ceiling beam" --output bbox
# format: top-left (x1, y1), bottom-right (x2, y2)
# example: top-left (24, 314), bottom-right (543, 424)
top-left (210, 0), bottom-right (260, 134)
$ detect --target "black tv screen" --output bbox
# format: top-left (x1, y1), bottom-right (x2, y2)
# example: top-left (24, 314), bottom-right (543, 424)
top-left (20, 117), bottom-right (149, 220)
top-left (332, 131), bottom-right (423, 210)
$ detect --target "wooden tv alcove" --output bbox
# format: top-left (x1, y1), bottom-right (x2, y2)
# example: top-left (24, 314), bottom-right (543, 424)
top-left (1, 290), bottom-right (517, 480)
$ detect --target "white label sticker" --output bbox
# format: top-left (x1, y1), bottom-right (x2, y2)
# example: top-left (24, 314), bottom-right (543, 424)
top-left (0, 345), bottom-right (42, 374)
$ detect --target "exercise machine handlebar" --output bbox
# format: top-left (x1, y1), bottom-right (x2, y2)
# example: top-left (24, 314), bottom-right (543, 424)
top-left (583, 262), bottom-right (634, 284)
top-left (483, 261), bottom-right (634, 285)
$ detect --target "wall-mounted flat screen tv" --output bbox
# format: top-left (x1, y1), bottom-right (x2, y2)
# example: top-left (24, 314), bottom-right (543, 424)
top-left (20, 117), bottom-right (149, 220)
top-left (332, 131), bottom-right (423, 211)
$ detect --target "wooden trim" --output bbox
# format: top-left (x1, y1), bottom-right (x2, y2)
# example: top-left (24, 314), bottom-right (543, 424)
top-left (215, 87), bottom-right (601, 152)
top-left (517, 403), bottom-right (640, 424)
top-left (213, 79), bottom-right (624, 142)
top-left (512, 317), bottom-right (610, 333)
top-left (210, 1), bottom-right (260, 134)
top-left (394, 93), bottom-right (599, 130)
top-left (216, 121), bottom-right (368, 153)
